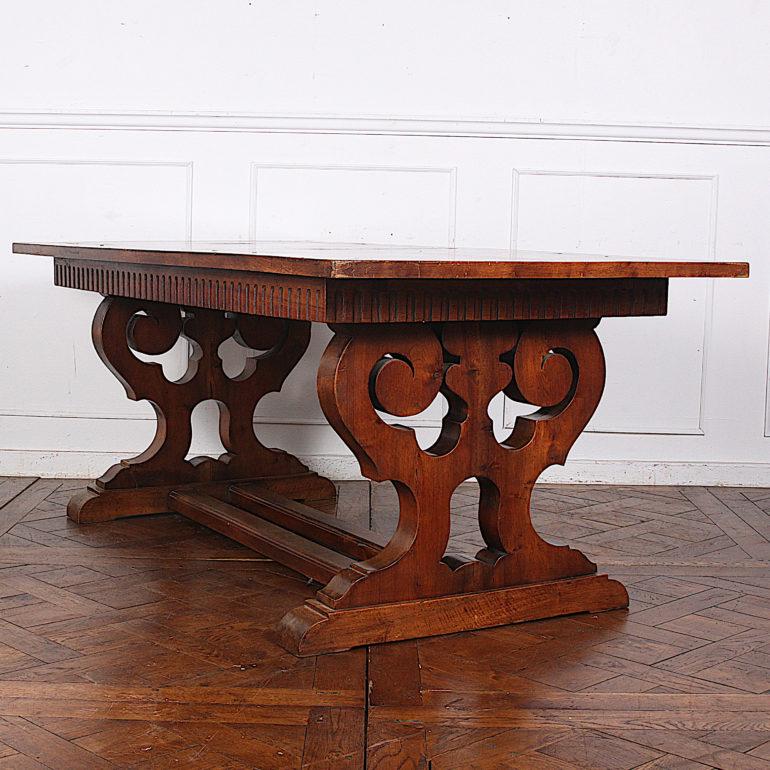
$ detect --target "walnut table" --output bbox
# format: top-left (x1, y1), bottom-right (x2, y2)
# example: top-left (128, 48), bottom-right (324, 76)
top-left (13, 241), bottom-right (748, 656)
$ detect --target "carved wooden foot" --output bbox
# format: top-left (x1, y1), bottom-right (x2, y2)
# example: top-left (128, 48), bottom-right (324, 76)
top-left (69, 297), bottom-right (335, 523)
top-left (278, 319), bottom-right (628, 654)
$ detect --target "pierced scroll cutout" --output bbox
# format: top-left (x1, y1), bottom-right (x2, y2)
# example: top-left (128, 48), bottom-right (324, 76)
top-left (128, 311), bottom-right (191, 381)
top-left (443, 477), bottom-right (500, 570)
top-left (93, 296), bottom-right (313, 490)
top-left (187, 399), bottom-right (228, 460)
top-left (317, 320), bottom-right (605, 609)
top-left (217, 314), bottom-right (297, 381)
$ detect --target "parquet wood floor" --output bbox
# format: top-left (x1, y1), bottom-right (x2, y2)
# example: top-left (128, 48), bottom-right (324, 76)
top-left (0, 477), bottom-right (768, 768)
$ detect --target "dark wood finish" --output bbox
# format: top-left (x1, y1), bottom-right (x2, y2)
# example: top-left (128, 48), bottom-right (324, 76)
top-left (50, 257), bottom-right (671, 323)
top-left (68, 296), bottom-right (336, 523)
top-left (229, 483), bottom-right (387, 560)
top-left (281, 575), bottom-right (628, 656)
top-left (13, 240), bottom-right (749, 279)
top-left (0, 478), bottom-right (768, 767)
top-left (13, 241), bottom-right (747, 659)
top-left (92, 297), bottom-right (312, 488)
top-left (170, 492), bottom-right (353, 584)
top-left (279, 319), bottom-right (628, 653)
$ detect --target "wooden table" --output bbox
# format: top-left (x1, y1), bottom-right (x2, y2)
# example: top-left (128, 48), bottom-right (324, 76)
top-left (13, 241), bottom-right (748, 656)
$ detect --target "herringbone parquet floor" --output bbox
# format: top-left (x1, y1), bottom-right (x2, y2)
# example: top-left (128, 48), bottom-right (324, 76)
top-left (0, 477), bottom-right (768, 768)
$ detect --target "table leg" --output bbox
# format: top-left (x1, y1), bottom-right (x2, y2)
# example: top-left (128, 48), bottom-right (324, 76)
top-left (279, 319), bottom-right (628, 655)
top-left (68, 296), bottom-right (335, 522)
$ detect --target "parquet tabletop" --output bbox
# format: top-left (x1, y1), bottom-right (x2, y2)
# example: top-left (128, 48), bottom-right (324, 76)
top-left (0, 476), bottom-right (768, 768)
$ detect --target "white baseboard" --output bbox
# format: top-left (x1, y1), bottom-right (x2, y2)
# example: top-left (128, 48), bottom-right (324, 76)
top-left (3, 450), bottom-right (770, 487)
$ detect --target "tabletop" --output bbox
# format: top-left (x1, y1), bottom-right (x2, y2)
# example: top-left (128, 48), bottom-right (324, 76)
top-left (13, 241), bottom-right (749, 280)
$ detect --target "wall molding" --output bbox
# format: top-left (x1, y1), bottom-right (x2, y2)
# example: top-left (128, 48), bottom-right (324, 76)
top-left (0, 157), bottom-right (194, 241)
top-left (508, 168), bottom-right (719, 437)
top-left (761, 263), bottom-right (770, 436)
top-left (0, 157), bottom-right (194, 421)
top-left (0, 409), bottom-right (441, 429)
top-left (4, 110), bottom-right (770, 146)
top-left (248, 162), bottom-right (458, 246)
top-left (0, 410), bottom-right (710, 438)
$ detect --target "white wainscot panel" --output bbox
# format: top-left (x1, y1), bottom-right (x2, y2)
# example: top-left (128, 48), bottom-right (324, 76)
top-left (251, 164), bottom-right (457, 431)
top-left (508, 170), bottom-right (716, 435)
top-left (250, 164), bottom-right (456, 245)
top-left (0, 161), bottom-right (192, 423)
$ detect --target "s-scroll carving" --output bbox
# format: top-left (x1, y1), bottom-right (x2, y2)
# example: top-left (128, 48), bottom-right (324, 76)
top-left (316, 319), bottom-right (605, 609)
top-left (93, 296), bottom-right (312, 490)
top-left (476, 320), bottom-right (605, 577)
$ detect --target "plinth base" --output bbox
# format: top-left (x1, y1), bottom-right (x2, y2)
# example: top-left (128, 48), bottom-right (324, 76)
top-left (278, 573), bottom-right (629, 656)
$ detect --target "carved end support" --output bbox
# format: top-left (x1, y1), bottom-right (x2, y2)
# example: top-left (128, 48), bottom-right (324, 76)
top-left (70, 296), bottom-right (333, 522)
top-left (312, 319), bottom-right (611, 610)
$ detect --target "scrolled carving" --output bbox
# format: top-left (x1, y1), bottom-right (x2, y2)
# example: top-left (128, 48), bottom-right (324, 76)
top-left (319, 325), bottom-right (444, 482)
top-left (502, 321), bottom-right (604, 459)
top-left (127, 305), bottom-right (184, 357)
top-left (370, 353), bottom-right (441, 418)
top-left (507, 331), bottom-right (576, 409)
top-left (234, 314), bottom-right (289, 353)
top-left (93, 296), bottom-right (313, 490)
top-left (316, 319), bottom-right (605, 610)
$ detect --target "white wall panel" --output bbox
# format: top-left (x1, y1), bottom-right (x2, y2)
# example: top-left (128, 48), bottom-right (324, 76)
top-left (250, 164), bottom-right (456, 245)
top-left (0, 161), bottom-right (191, 424)
top-left (510, 170), bottom-right (716, 434)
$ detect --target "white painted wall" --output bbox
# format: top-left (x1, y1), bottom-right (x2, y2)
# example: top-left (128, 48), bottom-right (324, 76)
top-left (0, 2), bottom-right (768, 485)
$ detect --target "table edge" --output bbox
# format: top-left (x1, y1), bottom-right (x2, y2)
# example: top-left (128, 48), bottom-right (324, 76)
top-left (12, 242), bottom-right (750, 280)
